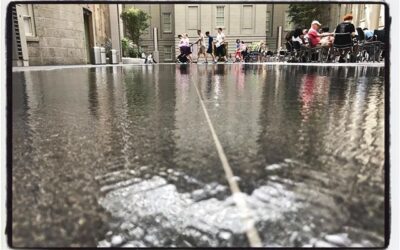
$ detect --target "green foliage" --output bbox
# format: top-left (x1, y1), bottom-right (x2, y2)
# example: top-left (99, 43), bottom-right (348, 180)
top-left (121, 37), bottom-right (143, 58)
top-left (288, 4), bottom-right (328, 29)
top-left (120, 7), bottom-right (150, 47)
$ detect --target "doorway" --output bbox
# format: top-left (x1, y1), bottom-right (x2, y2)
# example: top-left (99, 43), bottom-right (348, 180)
top-left (83, 8), bottom-right (94, 64)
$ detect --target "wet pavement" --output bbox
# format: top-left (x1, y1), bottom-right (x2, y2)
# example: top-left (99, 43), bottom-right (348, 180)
top-left (12, 64), bottom-right (385, 247)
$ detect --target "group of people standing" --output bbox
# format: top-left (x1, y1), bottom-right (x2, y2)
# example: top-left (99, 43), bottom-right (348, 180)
top-left (177, 28), bottom-right (228, 63)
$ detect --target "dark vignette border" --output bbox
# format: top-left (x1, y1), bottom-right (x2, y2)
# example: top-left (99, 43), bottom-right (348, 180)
top-left (5, 1), bottom-right (391, 249)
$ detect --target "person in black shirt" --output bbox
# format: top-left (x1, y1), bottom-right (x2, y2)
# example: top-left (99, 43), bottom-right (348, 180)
top-left (335, 13), bottom-right (356, 37)
top-left (334, 13), bottom-right (356, 62)
top-left (205, 31), bottom-right (215, 63)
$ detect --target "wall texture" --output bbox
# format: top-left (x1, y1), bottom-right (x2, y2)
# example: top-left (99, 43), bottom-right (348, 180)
top-left (26, 4), bottom-right (111, 66)
top-left (124, 4), bottom-right (176, 62)
top-left (27, 5), bottom-right (87, 65)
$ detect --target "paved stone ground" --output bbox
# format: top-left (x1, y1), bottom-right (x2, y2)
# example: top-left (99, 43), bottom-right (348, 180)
top-left (11, 64), bottom-right (385, 247)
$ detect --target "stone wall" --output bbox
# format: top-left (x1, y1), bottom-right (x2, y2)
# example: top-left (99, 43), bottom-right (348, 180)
top-left (27, 5), bottom-right (87, 65)
top-left (93, 4), bottom-right (111, 47)
top-left (26, 4), bottom-right (111, 66)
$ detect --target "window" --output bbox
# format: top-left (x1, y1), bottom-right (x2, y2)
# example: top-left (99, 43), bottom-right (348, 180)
top-left (216, 6), bottom-right (225, 27)
top-left (188, 6), bottom-right (199, 30)
top-left (19, 4), bottom-right (36, 38)
top-left (242, 5), bottom-right (253, 29)
top-left (162, 13), bottom-right (172, 33)
top-left (164, 46), bottom-right (173, 61)
top-left (284, 11), bottom-right (293, 31)
top-left (266, 11), bottom-right (271, 32)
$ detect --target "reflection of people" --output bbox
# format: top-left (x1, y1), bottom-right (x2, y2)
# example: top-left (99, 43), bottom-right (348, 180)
top-left (215, 28), bottom-right (228, 63)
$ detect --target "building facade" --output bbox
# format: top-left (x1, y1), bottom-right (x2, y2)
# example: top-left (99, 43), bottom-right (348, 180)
top-left (12, 3), bottom-right (121, 66)
top-left (174, 4), bottom-right (278, 54)
top-left (336, 4), bottom-right (385, 30)
top-left (12, 3), bottom-right (385, 66)
top-left (122, 4), bottom-right (175, 62)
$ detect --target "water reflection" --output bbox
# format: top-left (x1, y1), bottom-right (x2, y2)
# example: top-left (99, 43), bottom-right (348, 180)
top-left (12, 65), bottom-right (385, 247)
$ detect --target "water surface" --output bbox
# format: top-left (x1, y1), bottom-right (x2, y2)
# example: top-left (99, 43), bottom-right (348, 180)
top-left (12, 64), bottom-right (385, 247)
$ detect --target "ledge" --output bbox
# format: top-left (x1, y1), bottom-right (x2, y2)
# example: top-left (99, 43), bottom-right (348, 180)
top-left (122, 57), bottom-right (146, 64)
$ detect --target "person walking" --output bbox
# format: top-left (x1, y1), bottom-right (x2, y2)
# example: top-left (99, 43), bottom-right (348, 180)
top-left (215, 28), bottom-right (228, 63)
top-left (194, 30), bottom-right (207, 63)
top-left (182, 33), bottom-right (193, 63)
top-left (205, 31), bottom-right (215, 63)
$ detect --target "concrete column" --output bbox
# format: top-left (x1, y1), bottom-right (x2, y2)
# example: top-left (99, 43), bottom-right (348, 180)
top-left (118, 4), bottom-right (124, 39)
top-left (109, 4), bottom-right (121, 62)
top-left (153, 27), bottom-right (159, 62)
top-left (277, 26), bottom-right (282, 50)
top-left (367, 4), bottom-right (380, 30)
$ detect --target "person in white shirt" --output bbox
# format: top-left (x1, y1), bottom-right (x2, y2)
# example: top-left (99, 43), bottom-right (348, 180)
top-left (215, 28), bottom-right (228, 63)
top-left (182, 33), bottom-right (193, 63)
top-left (194, 30), bottom-right (207, 63)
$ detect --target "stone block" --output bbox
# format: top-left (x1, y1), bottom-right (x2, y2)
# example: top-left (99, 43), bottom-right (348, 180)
top-left (46, 37), bottom-right (62, 47)
top-left (27, 46), bottom-right (40, 57)
top-left (74, 39), bottom-right (85, 49)
top-left (41, 47), bottom-right (57, 57)
top-left (61, 38), bottom-right (75, 48)
top-left (28, 56), bottom-right (42, 66)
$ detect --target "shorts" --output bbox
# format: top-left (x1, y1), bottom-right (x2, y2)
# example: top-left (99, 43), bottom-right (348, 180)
top-left (198, 45), bottom-right (206, 54)
top-left (207, 47), bottom-right (213, 54)
top-left (216, 45), bottom-right (225, 57)
top-left (181, 46), bottom-right (191, 55)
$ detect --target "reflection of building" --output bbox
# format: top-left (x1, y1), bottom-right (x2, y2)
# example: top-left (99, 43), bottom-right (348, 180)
top-left (122, 4), bottom-right (176, 62)
top-left (336, 4), bottom-right (385, 30)
top-left (11, 4), bottom-right (122, 66)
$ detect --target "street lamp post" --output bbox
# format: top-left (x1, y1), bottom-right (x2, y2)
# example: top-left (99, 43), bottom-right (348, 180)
top-left (153, 27), bottom-right (159, 63)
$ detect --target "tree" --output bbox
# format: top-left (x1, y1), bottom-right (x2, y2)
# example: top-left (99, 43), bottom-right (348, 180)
top-left (120, 7), bottom-right (150, 47)
top-left (288, 4), bottom-right (330, 29)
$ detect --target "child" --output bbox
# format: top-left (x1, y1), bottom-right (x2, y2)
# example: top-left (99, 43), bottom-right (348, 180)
top-left (234, 39), bottom-right (242, 62)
